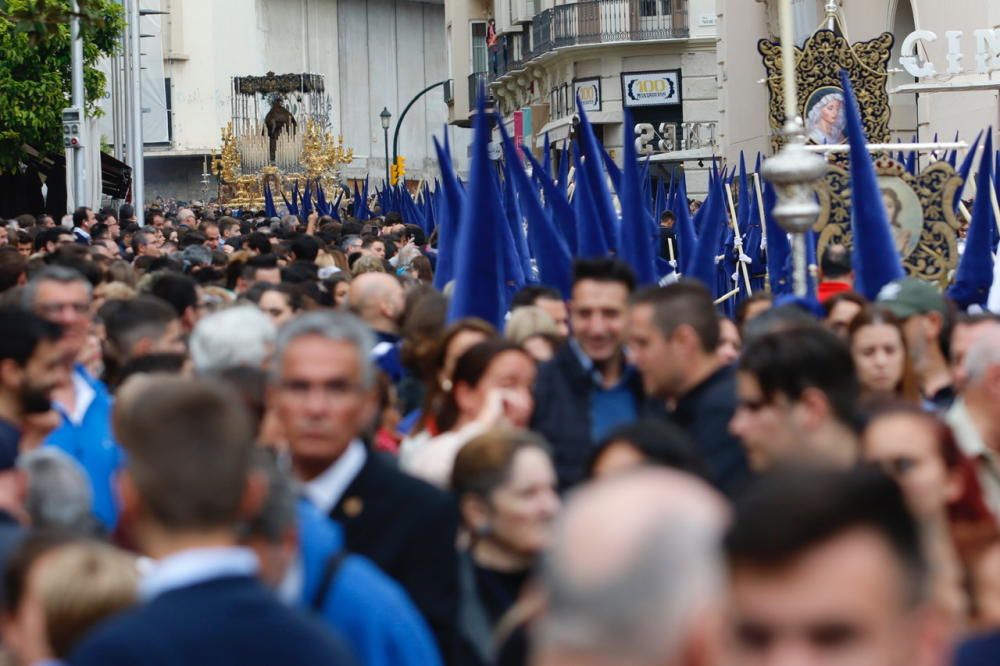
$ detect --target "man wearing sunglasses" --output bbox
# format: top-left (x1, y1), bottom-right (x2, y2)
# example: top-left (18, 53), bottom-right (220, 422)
top-left (729, 326), bottom-right (860, 471)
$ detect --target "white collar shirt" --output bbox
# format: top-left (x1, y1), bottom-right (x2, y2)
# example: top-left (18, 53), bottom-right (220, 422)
top-left (138, 546), bottom-right (259, 603)
top-left (302, 439), bottom-right (367, 515)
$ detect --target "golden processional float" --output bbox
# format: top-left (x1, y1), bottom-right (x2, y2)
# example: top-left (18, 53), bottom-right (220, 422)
top-left (210, 72), bottom-right (354, 210)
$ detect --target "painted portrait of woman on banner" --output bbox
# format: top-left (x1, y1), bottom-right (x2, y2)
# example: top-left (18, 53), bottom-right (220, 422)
top-left (878, 177), bottom-right (924, 259)
top-left (805, 87), bottom-right (846, 145)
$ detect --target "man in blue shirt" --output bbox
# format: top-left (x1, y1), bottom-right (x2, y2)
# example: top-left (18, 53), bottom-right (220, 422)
top-left (531, 259), bottom-right (645, 489)
top-left (244, 451), bottom-right (442, 666)
top-left (24, 266), bottom-right (123, 528)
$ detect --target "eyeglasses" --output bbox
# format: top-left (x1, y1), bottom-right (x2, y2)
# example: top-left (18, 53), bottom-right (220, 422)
top-left (36, 302), bottom-right (89, 316)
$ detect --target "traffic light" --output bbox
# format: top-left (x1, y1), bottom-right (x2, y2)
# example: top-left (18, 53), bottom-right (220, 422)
top-left (390, 163), bottom-right (398, 185)
top-left (396, 156), bottom-right (406, 181)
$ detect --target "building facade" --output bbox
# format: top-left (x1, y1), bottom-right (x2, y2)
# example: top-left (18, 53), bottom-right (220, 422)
top-left (101, 0), bottom-right (466, 204)
top-left (444, 0), bottom-right (998, 195)
top-left (445, 0), bottom-right (722, 195)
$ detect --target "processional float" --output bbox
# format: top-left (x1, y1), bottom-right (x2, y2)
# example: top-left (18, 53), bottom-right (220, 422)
top-left (211, 72), bottom-right (354, 209)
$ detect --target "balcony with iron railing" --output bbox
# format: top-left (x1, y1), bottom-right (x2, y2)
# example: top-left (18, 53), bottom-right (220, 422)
top-left (468, 71), bottom-right (490, 108)
top-left (489, 0), bottom-right (689, 82)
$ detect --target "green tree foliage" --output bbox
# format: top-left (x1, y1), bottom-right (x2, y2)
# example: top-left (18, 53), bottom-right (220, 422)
top-left (0, 0), bottom-right (124, 173)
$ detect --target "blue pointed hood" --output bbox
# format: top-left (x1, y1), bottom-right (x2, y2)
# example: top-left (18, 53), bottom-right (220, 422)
top-left (447, 86), bottom-right (507, 327)
top-left (762, 176), bottom-right (793, 296)
top-left (687, 175), bottom-right (727, 291)
top-left (948, 130), bottom-right (995, 310)
top-left (575, 98), bottom-right (620, 252)
top-left (573, 149), bottom-right (611, 258)
top-left (500, 140), bottom-right (573, 299)
top-left (654, 179), bottom-right (667, 228)
top-left (523, 149), bottom-right (578, 254)
top-left (496, 119), bottom-right (534, 287)
top-left (947, 131), bottom-right (961, 168)
top-left (840, 69), bottom-right (905, 300)
top-left (315, 182), bottom-right (330, 216)
top-left (330, 190), bottom-right (343, 222)
top-left (903, 135), bottom-right (918, 174)
top-left (300, 181), bottom-right (313, 220)
top-left (432, 135), bottom-right (466, 289)
top-left (263, 180), bottom-right (278, 218)
top-left (955, 131), bottom-right (983, 213)
top-left (672, 170), bottom-right (697, 274)
top-left (617, 107), bottom-right (658, 286)
top-left (743, 154), bottom-right (766, 293)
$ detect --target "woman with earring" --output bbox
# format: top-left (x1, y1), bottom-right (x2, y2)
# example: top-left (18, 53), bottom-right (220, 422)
top-left (451, 428), bottom-right (561, 666)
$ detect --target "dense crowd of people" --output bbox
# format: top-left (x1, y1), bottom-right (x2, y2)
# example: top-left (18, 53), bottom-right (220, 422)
top-left (0, 199), bottom-right (998, 666)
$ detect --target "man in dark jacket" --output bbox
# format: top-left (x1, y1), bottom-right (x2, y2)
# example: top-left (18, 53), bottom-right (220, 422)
top-left (269, 311), bottom-right (460, 664)
top-left (531, 259), bottom-right (645, 490)
top-left (0, 307), bottom-right (67, 585)
top-left (69, 378), bottom-right (354, 666)
top-left (627, 282), bottom-right (750, 497)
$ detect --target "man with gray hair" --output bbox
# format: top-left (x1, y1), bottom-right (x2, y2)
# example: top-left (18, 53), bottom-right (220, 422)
top-left (947, 323), bottom-right (1000, 517)
top-left (23, 266), bottom-right (122, 530)
top-left (176, 208), bottom-right (196, 226)
top-left (268, 310), bottom-right (460, 663)
top-left (189, 305), bottom-right (276, 374)
top-left (18, 447), bottom-right (98, 533)
top-left (533, 468), bottom-right (728, 666)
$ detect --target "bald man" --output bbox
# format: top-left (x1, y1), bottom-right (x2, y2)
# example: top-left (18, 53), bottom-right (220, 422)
top-left (533, 469), bottom-right (728, 666)
top-left (348, 272), bottom-right (407, 382)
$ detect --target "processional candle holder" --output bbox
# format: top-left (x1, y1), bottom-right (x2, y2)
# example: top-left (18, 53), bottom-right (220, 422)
top-left (761, 0), bottom-right (830, 297)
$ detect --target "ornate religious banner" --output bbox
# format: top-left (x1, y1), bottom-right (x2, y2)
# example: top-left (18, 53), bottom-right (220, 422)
top-left (759, 30), bottom-right (894, 151)
top-left (814, 158), bottom-right (963, 287)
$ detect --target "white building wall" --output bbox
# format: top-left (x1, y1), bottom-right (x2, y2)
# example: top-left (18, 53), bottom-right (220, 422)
top-left (144, 0), bottom-right (464, 202)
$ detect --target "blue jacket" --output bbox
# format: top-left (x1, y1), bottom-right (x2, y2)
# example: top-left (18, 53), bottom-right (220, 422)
top-left (956, 631), bottom-right (1000, 666)
top-left (297, 500), bottom-right (443, 666)
top-left (44, 367), bottom-right (123, 528)
top-left (68, 575), bottom-right (356, 666)
top-left (372, 331), bottom-right (405, 383)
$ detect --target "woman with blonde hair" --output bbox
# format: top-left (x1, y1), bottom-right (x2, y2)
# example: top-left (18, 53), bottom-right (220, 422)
top-left (3, 537), bottom-right (140, 665)
top-left (504, 306), bottom-right (561, 363)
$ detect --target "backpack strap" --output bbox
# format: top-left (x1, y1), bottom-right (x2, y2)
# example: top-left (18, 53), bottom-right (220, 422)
top-left (309, 550), bottom-right (348, 612)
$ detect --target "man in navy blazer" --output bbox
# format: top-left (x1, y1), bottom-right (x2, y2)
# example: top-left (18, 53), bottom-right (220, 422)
top-left (269, 311), bottom-right (461, 664)
top-left (69, 377), bottom-right (354, 666)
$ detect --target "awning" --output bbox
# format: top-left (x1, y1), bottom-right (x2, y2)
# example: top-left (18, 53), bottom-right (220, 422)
top-left (644, 147), bottom-right (716, 162)
top-left (534, 112), bottom-right (621, 146)
top-left (100, 152), bottom-right (132, 199)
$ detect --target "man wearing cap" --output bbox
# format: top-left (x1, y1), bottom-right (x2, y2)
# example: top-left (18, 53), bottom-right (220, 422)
top-left (876, 278), bottom-right (955, 410)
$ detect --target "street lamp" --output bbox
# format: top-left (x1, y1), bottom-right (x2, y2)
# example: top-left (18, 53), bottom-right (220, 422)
top-left (380, 107), bottom-right (392, 186)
